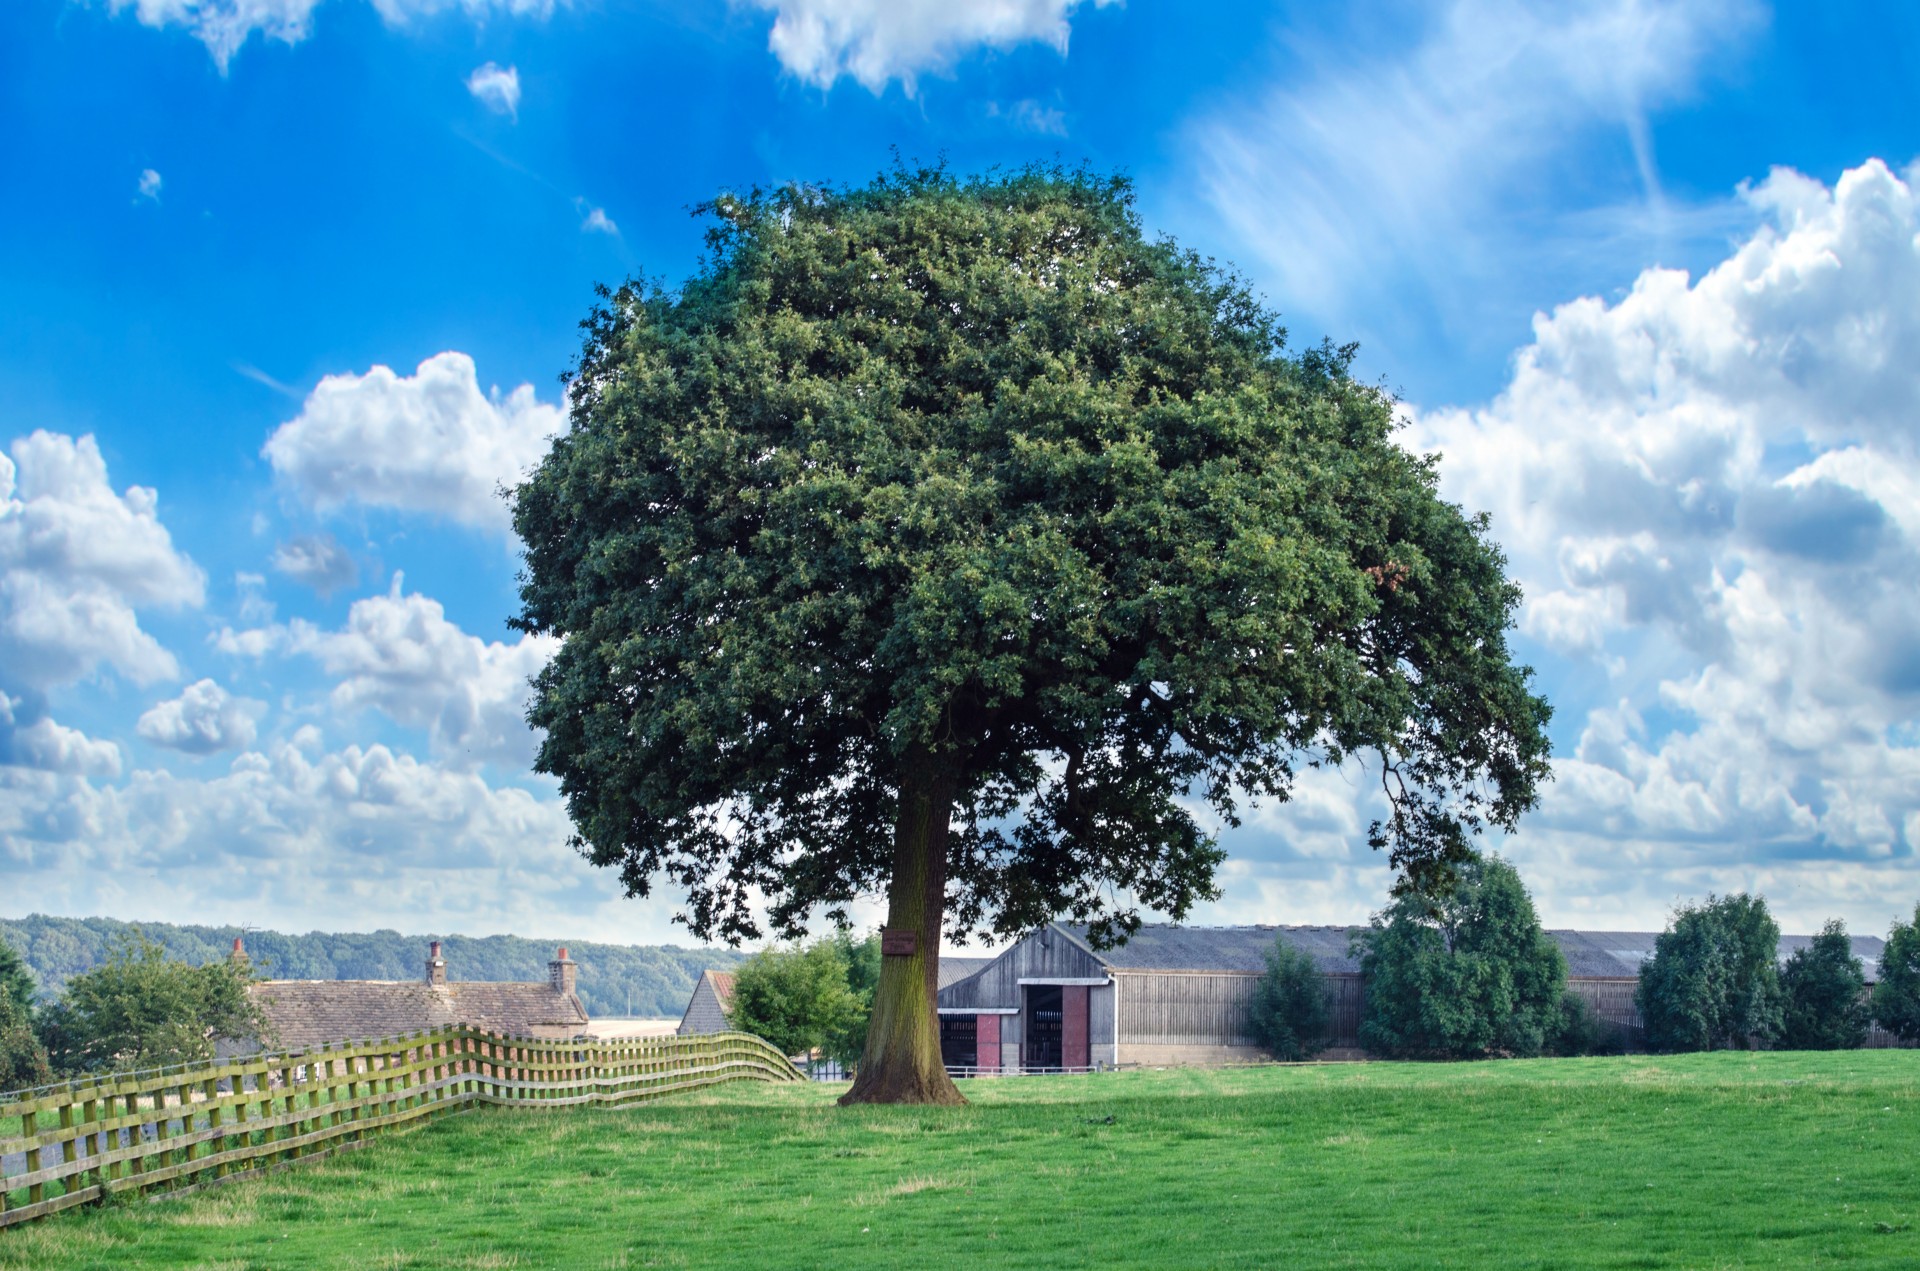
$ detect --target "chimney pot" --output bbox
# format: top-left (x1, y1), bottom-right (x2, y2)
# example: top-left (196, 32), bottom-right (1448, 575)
top-left (229, 937), bottom-right (248, 966)
top-left (426, 941), bottom-right (447, 987)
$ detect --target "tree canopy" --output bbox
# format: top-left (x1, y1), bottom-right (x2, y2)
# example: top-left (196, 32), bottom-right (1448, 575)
top-left (1779, 919), bottom-right (1867, 1051)
top-left (1872, 904), bottom-right (1920, 1044)
top-left (1356, 853), bottom-right (1567, 1058)
top-left (1248, 937), bottom-right (1331, 1062)
top-left (512, 163), bottom-right (1552, 1101)
top-left (36, 931), bottom-right (271, 1074)
top-left (1635, 894), bottom-right (1785, 1053)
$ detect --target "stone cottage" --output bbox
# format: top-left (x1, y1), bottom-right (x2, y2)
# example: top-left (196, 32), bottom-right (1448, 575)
top-left (235, 938), bottom-right (588, 1051)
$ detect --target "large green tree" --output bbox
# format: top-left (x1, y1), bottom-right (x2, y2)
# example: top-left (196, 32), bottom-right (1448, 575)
top-left (512, 164), bottom-right (1552, 1103)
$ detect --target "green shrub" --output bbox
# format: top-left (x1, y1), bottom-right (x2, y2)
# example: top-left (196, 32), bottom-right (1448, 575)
top-left (1872, 903), bottom-right (1920, 1043)
top-left (1779, 919), bottom-right (1867, 1050)
top-left (37, 929), bottom-right (270, 1074)
top-left (1636, 894), bottom-right (1784, 1052)
top-left (1249, 938), bottom-right (1331, 1061)
top-left (1549, 990), bottom-right (1617, 1056)
top-left (1357, 854), bottom-right (1568, 1059)
top-left (725, 938), bottom-right (866, 1063)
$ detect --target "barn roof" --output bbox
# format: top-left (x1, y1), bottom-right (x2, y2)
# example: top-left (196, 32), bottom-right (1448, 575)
top-left (1052, 923), bottom-right (1890, 982)
top-left (251, 980), bottom-right (588, 1050)
top-left (939, 957), bottom-right (994, 988)
top-left (1060, 924), bottom-right (1363, 975)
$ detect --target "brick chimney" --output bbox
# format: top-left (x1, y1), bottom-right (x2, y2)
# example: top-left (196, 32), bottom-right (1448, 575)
top-left (229, 937), bottom-right (248, 967)
top-left (426, 940), bottom-right (447, 987)
top-left (549, 946), bottom-right (577, 997)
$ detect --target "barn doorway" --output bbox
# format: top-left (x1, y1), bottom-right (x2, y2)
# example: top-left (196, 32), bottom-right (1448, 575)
top-left (939, 1014), bottom-right (977, 1071)
top-left (1026, 984), bottom-right (1063, 1070)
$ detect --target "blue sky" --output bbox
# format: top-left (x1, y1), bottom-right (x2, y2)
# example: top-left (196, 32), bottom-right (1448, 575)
top-left (3, 0), bottom-right (1918, 948)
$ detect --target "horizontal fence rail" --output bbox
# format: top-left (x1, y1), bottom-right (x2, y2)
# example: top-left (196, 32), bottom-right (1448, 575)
top-left (0, 1027), bottom-right (802, 1229)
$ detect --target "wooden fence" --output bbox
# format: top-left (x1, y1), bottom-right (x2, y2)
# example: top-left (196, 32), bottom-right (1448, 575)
top-left (0, 1027), bottom-right (802, 1229)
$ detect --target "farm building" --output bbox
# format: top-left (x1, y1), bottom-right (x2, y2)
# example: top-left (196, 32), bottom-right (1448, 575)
top-left (676, 969), bottom-right (737, 1035)
top-left (236, 939), bottom-right (588, 1051)
top-left (934, 922), bottom-right (1899, 1069)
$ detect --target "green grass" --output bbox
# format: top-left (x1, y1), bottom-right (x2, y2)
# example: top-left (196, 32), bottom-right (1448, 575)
top-left (5, 1051), bottom-right (1918, 1269)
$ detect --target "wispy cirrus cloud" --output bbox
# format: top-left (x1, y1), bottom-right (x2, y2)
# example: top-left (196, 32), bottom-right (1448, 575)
top-left (1193, 0), bottom-right (1764, 383)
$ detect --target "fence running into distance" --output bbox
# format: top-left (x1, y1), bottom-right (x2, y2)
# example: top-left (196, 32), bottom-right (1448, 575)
top-left (0, 1027), bottom-right (803, 1229)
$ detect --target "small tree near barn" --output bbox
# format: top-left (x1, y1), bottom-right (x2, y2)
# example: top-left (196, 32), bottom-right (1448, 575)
top-left (36, 930), bottom-right (271, 1074)
top-left (513, 164), bottom-right (1553, 1104)
top-left (1779, 920), bottom-right (1867, 1051)
top-left (725, 940), bottom-right (865, 1063)
top-left (1249, 938), bottom-right (1331, 1061)
top-left (1636, 894), bottom-right (1784, 1053)
top-left (1872, 903), bottom-right (1920, 1044)
top-left (1357, 854), bottom-right (1567, 1058)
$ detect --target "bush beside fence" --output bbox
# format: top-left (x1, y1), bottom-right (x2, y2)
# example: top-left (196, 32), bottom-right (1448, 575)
top-left (0, 1026), bottom-right (802, 1228)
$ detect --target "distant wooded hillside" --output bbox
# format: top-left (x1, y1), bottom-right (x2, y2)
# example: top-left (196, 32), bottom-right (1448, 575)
top-left (0, 914), bottom-right (747, 1019)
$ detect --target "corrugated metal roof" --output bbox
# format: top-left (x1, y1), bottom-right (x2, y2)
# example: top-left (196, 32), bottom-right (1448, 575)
top-left (1061, 924), bottom-right (1364, 975)
top-left (1057, 923), bottom-right (1891, 982)
top-left (938, 957), bottom-right (994, 989)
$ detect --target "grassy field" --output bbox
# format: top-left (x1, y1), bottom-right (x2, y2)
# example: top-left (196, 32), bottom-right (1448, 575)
top-left (3, 1051), bottom-right (1917, 1269)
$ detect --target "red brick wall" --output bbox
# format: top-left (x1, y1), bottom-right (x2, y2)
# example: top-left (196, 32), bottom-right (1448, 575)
top-left (977, 1013), bottom-right (1000, 1071)
top-left (1063, 985), bottom-right (1090, 1069)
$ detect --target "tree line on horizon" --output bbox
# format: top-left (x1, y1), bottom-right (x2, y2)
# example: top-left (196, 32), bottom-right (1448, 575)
top-left (1250, 857), bottom-right (1920, 1062)
top-left (0, 914), bottom-right (744, 1020)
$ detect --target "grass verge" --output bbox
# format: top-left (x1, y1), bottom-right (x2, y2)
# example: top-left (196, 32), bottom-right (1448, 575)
top-left (3, 1051), bottom-right (1916, 1269)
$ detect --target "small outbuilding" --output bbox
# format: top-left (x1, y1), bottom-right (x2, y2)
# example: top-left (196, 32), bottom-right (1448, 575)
top-left (676, 969), bottom-right (738, 1036)
top-left (238, 939), bottom-right (588, 1051)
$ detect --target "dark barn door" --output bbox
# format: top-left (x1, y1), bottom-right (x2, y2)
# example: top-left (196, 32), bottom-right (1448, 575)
top-left (1026, 985), bottom-right (1063, 1070)
top-left (939, 1014), bottom-right (977, 1071)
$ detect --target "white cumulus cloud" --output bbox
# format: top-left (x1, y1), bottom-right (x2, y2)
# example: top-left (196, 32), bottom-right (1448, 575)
top-left (136, 169), bottom-right (163, 202)
top-left (136, 679), bottom-right (265, 756)
top-left (741, 0), bottom-right (1118, 94)
top-left (465, 61), bottom-right (521, 118)
top-left (0, 432), bottom-right (204, 691)
top-left (1390, 157), bottom-right (1920, 932)
top-left (579, 206), bottom-right (618, 235)
top-left (261, 352), bottom-right (565, 534)
top-left (0, 692), bottom-right (122, 779)
top-left (0, 738), bottom-right (671, 941)
top-left (220, 575), bottom-right (558, 769)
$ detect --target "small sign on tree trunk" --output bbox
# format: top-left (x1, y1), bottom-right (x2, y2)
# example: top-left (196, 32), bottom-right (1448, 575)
top-left (880, 929), bottom-right (917, 958)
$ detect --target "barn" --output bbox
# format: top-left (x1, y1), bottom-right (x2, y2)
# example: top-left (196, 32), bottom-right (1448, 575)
top-left (934, 922), bottom-right (1898, 1069)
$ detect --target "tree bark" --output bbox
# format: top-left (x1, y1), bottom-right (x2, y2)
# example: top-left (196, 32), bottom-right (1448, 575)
top-left (839, 748), bottom-right (966, 1106)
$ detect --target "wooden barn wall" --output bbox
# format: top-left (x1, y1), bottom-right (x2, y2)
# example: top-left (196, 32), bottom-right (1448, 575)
top-left (1115, 972), bottom-right (1365, 1052)
top-left (1116, 972), bottom-right (1258, 1047)
top-left (936, 928), bottom-right (1105, 1012)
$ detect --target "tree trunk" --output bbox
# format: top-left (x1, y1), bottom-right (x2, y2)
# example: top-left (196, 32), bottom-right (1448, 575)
top-left (839, 749), bottom-right (966, 1106)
